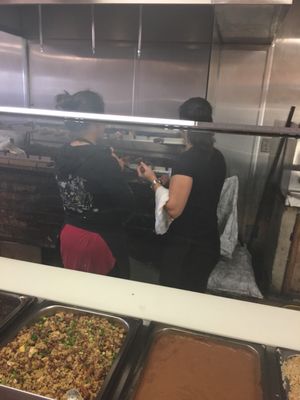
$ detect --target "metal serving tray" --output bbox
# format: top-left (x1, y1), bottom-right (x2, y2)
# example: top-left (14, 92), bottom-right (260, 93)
top-left (0, 290), bottom-right (34, 333)
top-left (0, 302), bottom-right (142, 400)
top-left (264, 346), bottom-right (285, 400)
top-left (120, 323), bottom-right (271, 400)
top-left (276, 347), bottom-right (300, 400)
top-left (283, 304), bottom-right (300, 311)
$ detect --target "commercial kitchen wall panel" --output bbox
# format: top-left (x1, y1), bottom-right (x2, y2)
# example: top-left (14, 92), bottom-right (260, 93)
top-left (210, 46), bottom-right (269, 238)
top-left (134, 44), bottom-right (210, 118)
top-left (263, 0), bottom-right (300, 198)
top-left (28, 40), bottom-right (135, 115)
top-left (0, 31), bottom-right (27, 107)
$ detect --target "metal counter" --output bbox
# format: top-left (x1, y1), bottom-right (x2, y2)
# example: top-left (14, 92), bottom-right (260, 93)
top-left (0, 290), bottom-right (34, 333)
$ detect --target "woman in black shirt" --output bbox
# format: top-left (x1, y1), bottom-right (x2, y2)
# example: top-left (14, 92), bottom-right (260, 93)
top-left (137, 98), bottom-right (226, 292)
top-left (55, 90), bottom-right (134, 278)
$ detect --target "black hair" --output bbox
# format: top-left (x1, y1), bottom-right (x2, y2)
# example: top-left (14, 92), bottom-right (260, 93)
top-left (55, 90), bottom-right (105, 132)
top-left (179, 97), bottom-right (214, 149)
top-left (56, 90), bottom-right (104, 113)
top-left (179, 97), bottom-right (212, 122)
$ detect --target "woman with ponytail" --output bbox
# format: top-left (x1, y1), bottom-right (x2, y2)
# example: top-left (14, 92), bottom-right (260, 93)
top-left (55, 90), bottom-right (134, 278)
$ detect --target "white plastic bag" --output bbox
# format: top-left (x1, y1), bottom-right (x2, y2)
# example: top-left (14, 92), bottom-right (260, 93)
top-left (207, 244), bottom-right (263, 299)
top-left (0, 138), bottom-right (26, 156)
top-left (217, 176), bottom-right (239, 258)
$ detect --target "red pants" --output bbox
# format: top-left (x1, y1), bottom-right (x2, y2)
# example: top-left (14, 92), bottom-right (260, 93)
top-left (60, 224), bottom-right (115, 275)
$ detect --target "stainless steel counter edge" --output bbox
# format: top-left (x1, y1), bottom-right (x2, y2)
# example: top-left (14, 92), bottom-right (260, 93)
top-left (0, 1), bottom-right (292, 5)
top-left (1, 256), bottom-right (300, 351)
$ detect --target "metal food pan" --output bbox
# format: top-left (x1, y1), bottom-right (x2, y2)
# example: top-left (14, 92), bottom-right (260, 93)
top-left (0, 302), bottom-right (142, 400)
top-left (283, 304), bottom-right (300, 311)
top-left (276, 348), bottom-right (300, 400)
top-left (121, 323), bottom-right (270, 400)
top-left (0, 290), bottom-right (35, 333)
top-left (264, 346), bottom-right (285, 400)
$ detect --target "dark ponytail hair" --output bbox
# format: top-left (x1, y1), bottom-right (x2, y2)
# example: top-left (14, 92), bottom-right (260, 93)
top-left (56, 90), bottom-right (104, 113)
top-left (179, 97), bottom-right (215, 150)
top-left (55, 90), bottom-right (105, 132)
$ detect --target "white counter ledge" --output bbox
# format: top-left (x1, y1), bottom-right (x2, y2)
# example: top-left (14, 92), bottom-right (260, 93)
top-left (0, 256), bottom-right (300, 351)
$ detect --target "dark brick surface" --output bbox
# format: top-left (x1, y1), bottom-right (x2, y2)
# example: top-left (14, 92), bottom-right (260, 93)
top-left (0, 167), bottom-right (63, 248)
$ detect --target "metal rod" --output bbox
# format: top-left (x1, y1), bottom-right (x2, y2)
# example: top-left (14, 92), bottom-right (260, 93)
top-left (1, 106), bottom-right (300, 138)
top-left (21, 40), bottom-right (31, 107)
top-left (131, 5), bottom-right (143, 115)
top-left (137, 5), bottom-right (143, 59)
top-left (38, 5), bottom-right (44, 53)
top-left (205, 5), bottom-right (215, 100)
top-left (257, 43), bottom-right (275, 126)
top-left (131, 54), bottom-right (138, 116)
top-left (91, 5), bottom-right (96, 56)
top-left (286, 105), bottom-right (296, 127)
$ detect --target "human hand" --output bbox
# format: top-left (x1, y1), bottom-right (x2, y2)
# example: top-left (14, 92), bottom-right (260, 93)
top-left (137, 162), bottom-right (156, 182)
top-left (160, 174), bottom-right (170, 186)
top-left (111, 147), bottom-right (125, 171)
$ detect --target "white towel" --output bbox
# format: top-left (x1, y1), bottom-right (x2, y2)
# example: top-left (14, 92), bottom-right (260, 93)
top-left (154, 176), bottom-right (239, 246)
top-left (155, 186), bottom-right (173, 235)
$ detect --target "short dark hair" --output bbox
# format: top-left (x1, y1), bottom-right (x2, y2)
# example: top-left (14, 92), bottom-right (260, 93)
top-left (179, 97), bottom-right (214, 149)
top-left (179, 97), bottom-right (212, 122)
top-left (55, 90), bottom-right (104, 132)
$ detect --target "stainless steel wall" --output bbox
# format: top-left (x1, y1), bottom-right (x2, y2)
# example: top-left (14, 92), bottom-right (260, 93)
top-left (208, 45), bottom-right (270, 238)
top-left (263, 0), bottom-right (300, 196)
top-left (28, 41), bottom-right (211, 117)
top-left (206, 0), bottom-right (300, 242)
top-left (263, 0), bottom-right (300, 291)
top-left (28, 40), bottom-right (136, 114)
top-left (0, 31), bottom-right (28, 107)
top-left (134, 44), bottom-right (210, 117)
top-left (23, 4), bottom-right (213, 117)
top-left (264, 1), bottom-right (300, 125)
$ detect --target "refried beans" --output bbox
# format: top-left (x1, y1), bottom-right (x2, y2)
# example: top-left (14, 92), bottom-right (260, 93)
top-left (133, 332), bottom-right (263, 400)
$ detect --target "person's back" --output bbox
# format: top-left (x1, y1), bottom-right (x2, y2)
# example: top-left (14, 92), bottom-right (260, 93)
top-left (159, 97), bottom-right (226, 292)
top-left (168, 145), bottom-right (226, 242)
top-left (55, 90), bottom-right (134, 278)
top-left (56, 140), bottom-right (133, 231)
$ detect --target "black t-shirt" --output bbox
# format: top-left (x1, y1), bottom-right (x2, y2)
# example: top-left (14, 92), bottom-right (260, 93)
top-left (167, 146), bottom-right (226, 242)
top-left (55, 143), bottom-right (134, 232)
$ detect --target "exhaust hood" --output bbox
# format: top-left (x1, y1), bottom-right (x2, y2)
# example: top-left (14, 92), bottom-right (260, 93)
top-left (215, 3), bottom-right (291, 44)
top-left (0, 1), bottom-right (292, 45)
